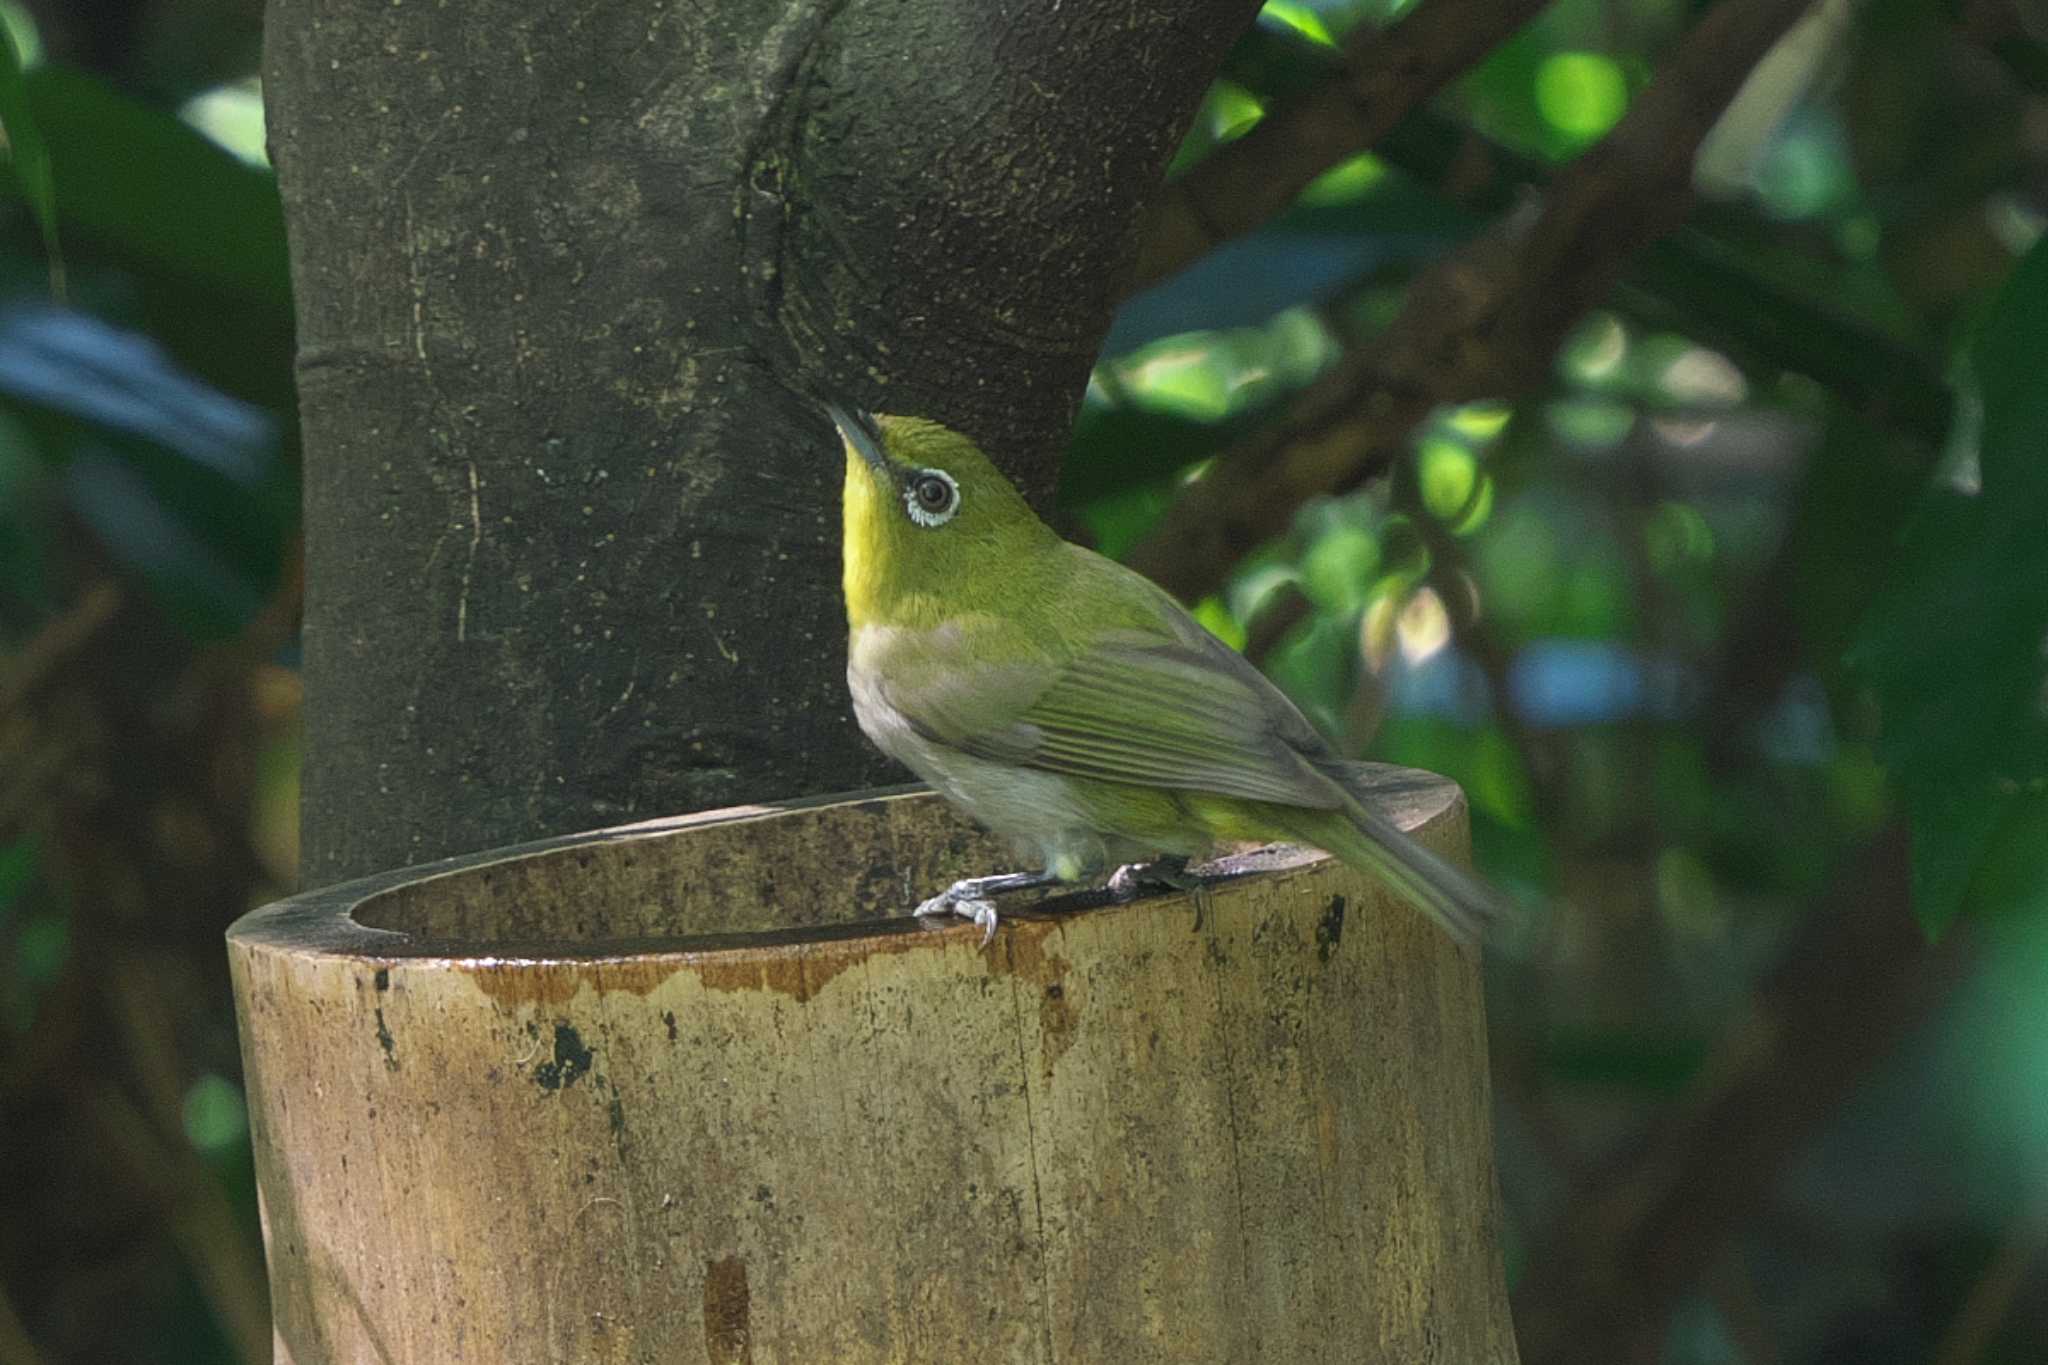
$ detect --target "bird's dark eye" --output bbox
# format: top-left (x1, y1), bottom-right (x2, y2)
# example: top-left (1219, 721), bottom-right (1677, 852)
top-left (903, 469), bottom-right (960, 526)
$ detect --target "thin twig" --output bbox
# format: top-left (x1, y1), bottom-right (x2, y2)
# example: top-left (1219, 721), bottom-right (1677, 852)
top-left (0, 582), bottom-right (123, 718)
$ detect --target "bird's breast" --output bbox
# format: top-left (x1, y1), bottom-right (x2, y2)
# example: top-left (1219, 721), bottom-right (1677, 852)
top-left (847, 627), bottom-right (1104, 868)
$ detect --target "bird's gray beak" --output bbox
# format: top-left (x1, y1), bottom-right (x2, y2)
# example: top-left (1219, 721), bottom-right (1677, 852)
top-left (825, 403), bottom-right (892, 480)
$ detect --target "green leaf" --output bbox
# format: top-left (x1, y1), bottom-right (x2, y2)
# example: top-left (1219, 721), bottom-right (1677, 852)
top-left (1908, 784), bottom-right (2003, 939)
top-left (13, 65), bottom-right (288, 312)
top-left (0, 67), bottom-right (295, 418)
top-left (1060, 405), bottom-right (1244, 509)
top-left (1913, 789), bottom-right (2048, 939)
top-left (0, 16), bottom-right (58, 292)
top-left (1972, 235), bottom-right (2048, 504)
top-left (1859, 237), bottom-right (2048, 932)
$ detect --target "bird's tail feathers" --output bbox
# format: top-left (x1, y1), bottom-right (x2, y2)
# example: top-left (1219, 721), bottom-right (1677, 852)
top-left (1274, 796), bottom-right (1516, 948)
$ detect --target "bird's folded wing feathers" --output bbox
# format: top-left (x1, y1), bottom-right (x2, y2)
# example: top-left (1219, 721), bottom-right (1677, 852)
top-left (924, 630), bottom-right (1345, 809)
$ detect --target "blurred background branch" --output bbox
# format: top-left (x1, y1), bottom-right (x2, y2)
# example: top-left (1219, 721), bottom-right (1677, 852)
top-left (1134, 0), bottom-right (1552, 289)
top-left (1125, 0), bottom-right (1817, 602)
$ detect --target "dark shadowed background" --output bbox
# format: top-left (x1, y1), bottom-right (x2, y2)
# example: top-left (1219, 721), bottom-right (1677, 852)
top-left (2, 0), bottom-right (2046, 1361)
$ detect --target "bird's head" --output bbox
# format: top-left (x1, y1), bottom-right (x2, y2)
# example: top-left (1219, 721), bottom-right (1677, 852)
top-left (830, 406), bottom-right (1057, 628)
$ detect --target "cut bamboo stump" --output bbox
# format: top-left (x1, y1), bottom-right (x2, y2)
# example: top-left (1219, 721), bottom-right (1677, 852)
top-left (229, 767), bottom-right (1517, 1364)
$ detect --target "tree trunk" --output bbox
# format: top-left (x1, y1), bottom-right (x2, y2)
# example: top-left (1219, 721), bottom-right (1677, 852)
top-left (230, 769), bottom-right (1518, 1363)
top-left (264, 0), bottom-right (1260, 885)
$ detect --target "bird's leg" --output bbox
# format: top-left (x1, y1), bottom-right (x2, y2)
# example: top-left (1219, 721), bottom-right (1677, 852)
top-left (1107, 854), bottom-right (1200, 901)
top-left (915, 870), bottom-right (1063, 947)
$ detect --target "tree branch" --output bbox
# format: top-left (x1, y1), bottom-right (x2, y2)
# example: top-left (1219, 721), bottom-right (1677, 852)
top-left (1125, 0), bottom-right (1814, 603)
top-left (1130, 0), bottom-right (1550, 291)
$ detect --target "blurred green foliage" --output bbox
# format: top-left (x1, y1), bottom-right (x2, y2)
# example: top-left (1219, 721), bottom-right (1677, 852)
top-left (2, 0), bottom-right (2047, 1360)
top-left (0, 0), bottom-right (293, 1360)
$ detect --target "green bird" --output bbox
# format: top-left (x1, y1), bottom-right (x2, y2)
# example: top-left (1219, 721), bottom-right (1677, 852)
top-left (831, 405), bottom-right (1512, 948)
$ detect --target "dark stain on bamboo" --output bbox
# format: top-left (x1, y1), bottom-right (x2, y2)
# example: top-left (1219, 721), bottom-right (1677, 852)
top-left (533, 1021), bottom-right (593, 1091)
top-left (703, 1255), bottom-right (753, 1363)
top-left (1316, 894), bottom-right (1347, 964)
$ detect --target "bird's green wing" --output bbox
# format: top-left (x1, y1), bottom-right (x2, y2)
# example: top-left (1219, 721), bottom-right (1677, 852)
top-left (864, 547), bottom-right (1346, 808)
top-left (951, 629), bottom-right (1346, 807)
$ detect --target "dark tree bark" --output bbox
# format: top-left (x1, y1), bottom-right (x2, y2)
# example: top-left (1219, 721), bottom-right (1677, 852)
top-left (267, 1), bottom-right (1259, 884)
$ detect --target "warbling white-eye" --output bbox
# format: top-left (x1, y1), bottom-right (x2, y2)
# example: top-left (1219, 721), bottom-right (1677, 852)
top-left (831, 405), bottom-right (1512, 948)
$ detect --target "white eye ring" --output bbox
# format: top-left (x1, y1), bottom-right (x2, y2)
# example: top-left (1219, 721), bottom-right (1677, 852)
top-left (903, 468), bottom-right (960, 527)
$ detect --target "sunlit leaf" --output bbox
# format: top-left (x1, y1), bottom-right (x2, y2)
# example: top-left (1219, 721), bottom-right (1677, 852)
top-left (1258, 1), bottom-right (1335, 49)
top-left (1446, 402), bottom-right (1512, 441)
top-left (1300, 524), bottom-right (1380, 612)
top-left (1297, 152), bottom-right (1387, 207)
top-left (1418, 437), bottom-right (1477, 522)
top-left (1534, 52), bottom-right (1628, 142)
top-left (0, 4), bottom-right (39, 67)
top-left (1192, 595), bottom-right (1246, 651)
top-left (1558, 311), bottom-right (1630, 386)
top-left (1206, 80), bottom-right (1264, 144)
top-left (180, 78), bottom-right (268, 167)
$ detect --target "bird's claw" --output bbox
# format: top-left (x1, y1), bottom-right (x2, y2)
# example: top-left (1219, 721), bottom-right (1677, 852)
top-left (914, 891), bottom-right (1001, 948)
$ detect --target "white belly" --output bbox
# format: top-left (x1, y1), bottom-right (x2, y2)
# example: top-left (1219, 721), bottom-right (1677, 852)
top-left (848, 654), bottom-right (1127, 879)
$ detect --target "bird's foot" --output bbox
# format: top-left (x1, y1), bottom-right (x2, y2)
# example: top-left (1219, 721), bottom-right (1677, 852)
top-left (1107, 854), bottom-right (1200, 902)
top-left (914, 888), bottom-right (1000, 946)
top-left (913, 870), bottom-right (1061, 948)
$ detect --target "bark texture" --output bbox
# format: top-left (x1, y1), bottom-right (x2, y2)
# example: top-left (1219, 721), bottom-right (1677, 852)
top-left (230, 770), bottom-right (1517, 1363)
top-left (266, 0), bottom-right (1259, 883)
